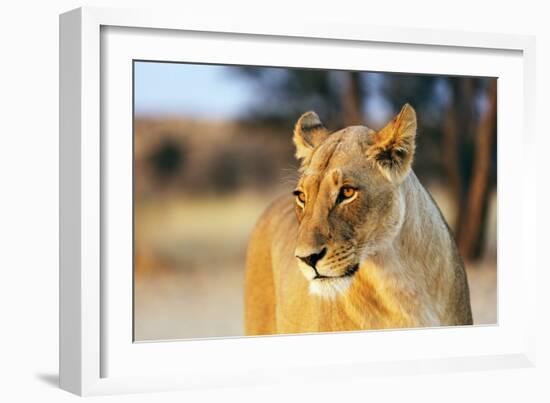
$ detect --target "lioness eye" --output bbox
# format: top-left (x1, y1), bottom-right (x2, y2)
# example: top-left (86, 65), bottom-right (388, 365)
top-left (338, 186), bottom-right (357, 203)
top-left (342, 187), bottom-right (355, 198)
top-left (293, 190), bottom-right (306, 206)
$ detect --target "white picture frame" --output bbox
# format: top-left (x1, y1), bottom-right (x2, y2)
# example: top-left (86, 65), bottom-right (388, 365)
top-left (59, 6), bottom-right (537, 396)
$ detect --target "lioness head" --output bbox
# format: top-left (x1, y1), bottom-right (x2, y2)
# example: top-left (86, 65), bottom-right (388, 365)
top-left (292, 104), bottom-right (417, 298)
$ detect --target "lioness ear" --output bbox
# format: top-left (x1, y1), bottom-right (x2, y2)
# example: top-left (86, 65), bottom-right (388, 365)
top-left (367, 103), bottom-right (417, 182)
top-left (293, 111), bottom-right (330, 162)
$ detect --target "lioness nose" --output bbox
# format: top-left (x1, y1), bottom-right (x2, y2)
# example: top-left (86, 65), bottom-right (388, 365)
top-left (297, 247), bottom-right (327, 269)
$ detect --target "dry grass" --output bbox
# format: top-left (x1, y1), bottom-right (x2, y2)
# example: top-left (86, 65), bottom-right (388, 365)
top-left (134, 188), bottom-right (497, 341)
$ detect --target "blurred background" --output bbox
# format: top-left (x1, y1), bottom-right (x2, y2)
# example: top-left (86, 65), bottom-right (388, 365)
top-left (133, 61), bottom-right (497, 341)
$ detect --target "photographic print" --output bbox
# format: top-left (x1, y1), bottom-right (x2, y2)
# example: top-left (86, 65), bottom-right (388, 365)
top-left (133, 61), bottom-right (497, 341)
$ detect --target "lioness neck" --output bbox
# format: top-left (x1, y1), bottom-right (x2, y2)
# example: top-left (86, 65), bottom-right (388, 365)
top-left (338, 173), bottom-right (457, 328)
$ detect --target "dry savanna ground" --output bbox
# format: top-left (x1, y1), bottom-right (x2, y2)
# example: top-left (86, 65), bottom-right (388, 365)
top-left (134, 188), bottom-right (497, 341)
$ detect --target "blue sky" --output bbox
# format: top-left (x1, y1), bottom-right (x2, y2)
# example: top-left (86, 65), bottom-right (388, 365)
top-left (134, 61), bottom-right (257, 118)
top-left (133, 61), bottom-right (397, 127)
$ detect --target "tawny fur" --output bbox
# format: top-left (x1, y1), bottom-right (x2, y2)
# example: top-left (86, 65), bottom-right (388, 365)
top-left (244, 104), bottom-right (473, 335)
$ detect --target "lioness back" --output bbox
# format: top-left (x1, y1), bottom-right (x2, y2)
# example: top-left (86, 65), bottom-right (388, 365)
top-left (244, 196), bottom-right (295, 335)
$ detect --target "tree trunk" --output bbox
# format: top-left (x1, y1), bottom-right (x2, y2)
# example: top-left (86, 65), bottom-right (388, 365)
top-left (457, 80), bottom-right (497, 260)
top-left (443, 79), bottom-right (475, 238)
top-left (342, 71), bottom-right (363, 126)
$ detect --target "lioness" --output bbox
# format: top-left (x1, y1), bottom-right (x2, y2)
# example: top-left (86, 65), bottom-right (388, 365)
top-left (244, 104), bottom-right (472, 335)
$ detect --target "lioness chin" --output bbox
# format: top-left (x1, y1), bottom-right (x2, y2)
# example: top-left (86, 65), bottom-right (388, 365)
top-left (244, 104), bottom-right (473, 335)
